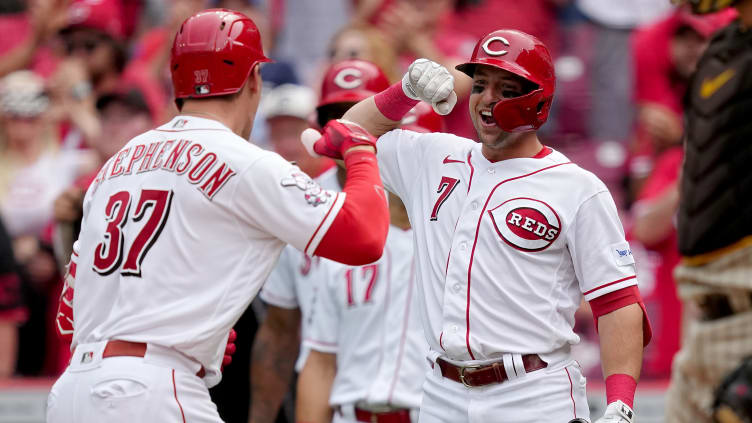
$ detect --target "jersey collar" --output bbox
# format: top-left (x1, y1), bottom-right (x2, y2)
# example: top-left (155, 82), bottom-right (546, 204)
top-left (157, 115), bottom-right (233, 133)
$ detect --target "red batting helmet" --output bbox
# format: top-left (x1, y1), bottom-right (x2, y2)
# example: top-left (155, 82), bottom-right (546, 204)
top-left (170, 9), bottom-right (271, 104)
top-left (456, 29), bottom-right (555, 133)
top-left (317, 59), bottom-right (391, 109)
top-left (400, 102), bottom-right (444, 133)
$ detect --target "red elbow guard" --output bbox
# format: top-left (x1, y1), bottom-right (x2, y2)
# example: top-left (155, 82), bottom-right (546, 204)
top-left (589, 285), bottom-right (653, 346)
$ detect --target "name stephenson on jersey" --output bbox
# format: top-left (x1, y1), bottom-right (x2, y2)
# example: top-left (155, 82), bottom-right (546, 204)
top-left (72, 116), bottom-right (344, 387)
top-left (376, 130), bottom-right (638, 362)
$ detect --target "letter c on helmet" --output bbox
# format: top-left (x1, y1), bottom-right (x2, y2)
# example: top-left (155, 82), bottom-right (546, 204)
top-left (482, 37), bottom-right (510, 57)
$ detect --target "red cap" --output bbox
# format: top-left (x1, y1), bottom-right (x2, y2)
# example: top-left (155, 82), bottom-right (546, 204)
top-left (317, 59), bottom-right (391, 108)
top-left (677, 7), bottom-right (737, 38)
top-left (399, 102), bottom-right (444, 133)
top-left (66, 0), bottom-right (124, 40)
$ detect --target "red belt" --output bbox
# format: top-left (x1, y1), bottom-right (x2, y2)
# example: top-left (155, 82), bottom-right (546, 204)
top-left (354, 406), bottom-right (411, 423)
top-left (103, 340), bottom-right (206, 378)
top-left (436, 354), bottom-right (547, 387)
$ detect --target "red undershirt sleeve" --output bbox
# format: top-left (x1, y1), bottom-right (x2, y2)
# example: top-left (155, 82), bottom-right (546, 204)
top-left (314, 151), bottom-right (389, 265)
top-left (588, 285), bottom-right (653, 346)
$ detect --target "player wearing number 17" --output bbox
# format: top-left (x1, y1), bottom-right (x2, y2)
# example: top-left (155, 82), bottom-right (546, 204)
top-left (46, 9), bottom-right (390, 423)
top-left (323, 29), bottom-right (653, 422)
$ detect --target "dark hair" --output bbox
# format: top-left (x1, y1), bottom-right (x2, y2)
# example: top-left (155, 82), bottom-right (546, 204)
top-left (316, 102), bottom-right (355, 128)
top-left (454, 0), bottom-right (483, 12)
top-left (60, 27), bottom-right (128, 73)
top-left (96, 89), bottom-right (150, 116)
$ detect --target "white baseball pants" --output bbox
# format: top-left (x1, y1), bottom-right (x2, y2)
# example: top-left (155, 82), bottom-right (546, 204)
top-left (47, 342), bottom-right (222, 423)
top-left (418, 359), bottom-right (590, 423)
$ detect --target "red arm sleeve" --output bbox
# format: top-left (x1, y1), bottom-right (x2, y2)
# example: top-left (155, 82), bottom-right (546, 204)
top-left (589, 286), bottom-right (653, 346)
top-left (314, 151), bottom-right (389, 265)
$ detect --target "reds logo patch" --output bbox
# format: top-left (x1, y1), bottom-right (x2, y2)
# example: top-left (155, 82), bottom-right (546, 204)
top-left (280, 172), bottom-right (332, 207)
top-left (488, 197), bottom-right (561, 252)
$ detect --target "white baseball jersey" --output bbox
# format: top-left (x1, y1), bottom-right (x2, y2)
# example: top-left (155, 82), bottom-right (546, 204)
top-left (71, 116), bottom-right (345, 387)
top-left (376, 130), bottom-right (637, 362)
top-left (260, 167), bottom-right (340, 371)
top-left (304, 225), bottom-right (427, 409)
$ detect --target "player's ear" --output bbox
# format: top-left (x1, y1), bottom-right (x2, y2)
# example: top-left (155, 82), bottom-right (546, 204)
top-left (248, 65), bottom-right (262, 94)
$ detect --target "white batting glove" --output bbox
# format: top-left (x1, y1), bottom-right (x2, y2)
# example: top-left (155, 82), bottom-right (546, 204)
top-left (402, 58), bottom-right (457, 116)
top-left (594, 401), bottom-right (635, 423)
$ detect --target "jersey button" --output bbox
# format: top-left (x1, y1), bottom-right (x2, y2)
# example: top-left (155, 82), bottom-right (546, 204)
top-left (459, 242), bottom-right (467, 251)
top-left (471, 201), bottom-right (479, 210)
top-left (453, 283), bottom-right (461, 292)
top-left (451, 325), bottom-right (458, 333)
top-left (487, 168), bottom-right (495, 174)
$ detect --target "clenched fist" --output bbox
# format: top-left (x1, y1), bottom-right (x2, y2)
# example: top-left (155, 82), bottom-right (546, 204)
top-left (402, 58), bottom-right (457, 115)
top-left (300, 119), bottom-right (378, 160)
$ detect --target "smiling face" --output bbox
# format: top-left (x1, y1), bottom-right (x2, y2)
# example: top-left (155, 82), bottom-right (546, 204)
top-left (469, 64), bottom-right (534, 148)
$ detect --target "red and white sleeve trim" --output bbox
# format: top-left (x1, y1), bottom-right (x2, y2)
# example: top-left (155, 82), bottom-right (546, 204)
top-left (259, 290), bottom-right (299, 310)
top-left (304, 192), bottom-right (346, 256)
top-left (582, 275), bottom-right (637, 301)
top-left (303, 338), bottom-right (339, 354)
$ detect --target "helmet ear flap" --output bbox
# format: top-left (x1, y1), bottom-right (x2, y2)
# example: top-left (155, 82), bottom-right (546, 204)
top-left (491, 88), bottom-right (548, 132)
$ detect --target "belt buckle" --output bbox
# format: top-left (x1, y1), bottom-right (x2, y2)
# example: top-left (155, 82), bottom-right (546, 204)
top-left (458, 364), bottom-right (481, 388)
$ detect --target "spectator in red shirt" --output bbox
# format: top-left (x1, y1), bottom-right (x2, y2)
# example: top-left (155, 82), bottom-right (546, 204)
top-left (361, 0), bottom-right (474, 137)
top-left (448, 0), bottom-right (565, 56)
top-left (627, 7), bottom-right (735, 201)
top-left (53, 84), bottom-right (156, 264)
top-left (0, 0), bottom-right (67, 79)
top-left (328, 23), bottom-right (401, 83)
top-left (0, 70), bottom-right (94, 376)
top-left (630, 146), bottom-right (682, 379)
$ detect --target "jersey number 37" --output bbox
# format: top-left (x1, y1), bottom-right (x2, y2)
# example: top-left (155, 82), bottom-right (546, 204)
top-left (93, 189), bottom-right (174, 277)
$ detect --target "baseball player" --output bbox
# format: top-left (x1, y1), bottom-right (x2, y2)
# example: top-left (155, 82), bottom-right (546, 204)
top-left (665, 0), bottom-right (752, 421)
top-left (302, 30), bottom-right (652, 423)
top-left (250, 59), bottom-right (437, 423)
top-left (46, 10), bottom-right (391, 423)
top-left (295, 196), bottom-right (427, 423)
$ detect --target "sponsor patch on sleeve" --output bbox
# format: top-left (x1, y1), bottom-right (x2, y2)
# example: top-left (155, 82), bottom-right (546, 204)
top-left (280, 171), bottom-right (333, 207)
top-left (610, 241), bottom-right (635, 267)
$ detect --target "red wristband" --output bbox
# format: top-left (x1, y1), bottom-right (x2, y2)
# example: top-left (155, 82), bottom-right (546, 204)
top-left (374, 82), bottom-right (420, 121)
top-left (605, 373), bottom-right (637, 408)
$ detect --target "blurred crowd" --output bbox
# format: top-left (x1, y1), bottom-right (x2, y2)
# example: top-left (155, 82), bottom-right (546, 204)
top-left (0, 0), bottom-right (738, 408)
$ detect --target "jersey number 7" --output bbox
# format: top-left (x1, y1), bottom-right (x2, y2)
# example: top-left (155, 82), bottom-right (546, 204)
top-left (430, 176), bottom-right (459, 221)
top-left (93, 189), bottom-right (174, 277)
